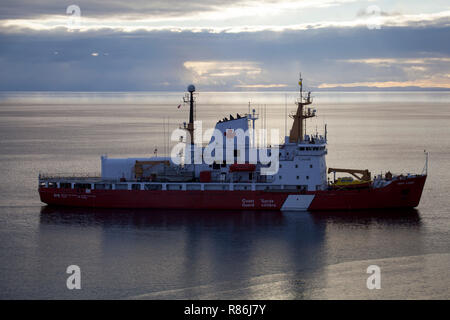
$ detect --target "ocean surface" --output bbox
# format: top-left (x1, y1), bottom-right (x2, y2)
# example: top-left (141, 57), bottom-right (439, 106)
top-left (0, 91), bottom-right (449, 299)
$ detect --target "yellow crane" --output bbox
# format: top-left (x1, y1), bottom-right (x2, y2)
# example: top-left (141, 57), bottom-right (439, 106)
top-left (328, 168), bottom-right (372, 183)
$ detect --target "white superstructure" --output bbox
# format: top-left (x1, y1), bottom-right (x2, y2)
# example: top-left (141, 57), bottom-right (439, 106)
top-left (100, 76), bottom-right (329, 191)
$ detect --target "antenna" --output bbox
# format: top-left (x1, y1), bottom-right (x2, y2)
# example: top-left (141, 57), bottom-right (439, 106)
top-left (164, 117), bottom-right (167, 175)
top-left (167, 117), bottom-right (170, 158)
top-left (265, 104), bottom-right (267, 146)
top-left (263, 104), bottom-right (265, 147)
top-left (284, 93), bottom-right (287, 140)
top-left (263, 104), bottom-right (267, 147)
top-left (422, 150), bottom-right (428, 175)
top-left (258, 104), bottom-right (261, 148)
top-left (299, 72), bottom-right (303, 101)
top-left (163, 116), bottom-right (166, 156)
top-left (247, 105), bottom-right (259, 148)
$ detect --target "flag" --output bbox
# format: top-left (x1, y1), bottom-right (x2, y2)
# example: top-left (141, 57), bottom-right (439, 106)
top-left (177, 104), bottom-right (181, 109)
top-left (298, 80), bottom-right (302, 86)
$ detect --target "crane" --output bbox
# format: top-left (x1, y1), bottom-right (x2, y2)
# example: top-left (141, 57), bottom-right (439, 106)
top-left (327, 168), bottom-right (371, 182)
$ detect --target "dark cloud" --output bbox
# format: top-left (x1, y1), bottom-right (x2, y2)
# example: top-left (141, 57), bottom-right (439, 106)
top-left (0, 26), bottom-right (449, 91)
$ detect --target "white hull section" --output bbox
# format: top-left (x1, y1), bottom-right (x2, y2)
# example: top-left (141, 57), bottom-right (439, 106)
top-left (280, 194), bottom-right (315, 211)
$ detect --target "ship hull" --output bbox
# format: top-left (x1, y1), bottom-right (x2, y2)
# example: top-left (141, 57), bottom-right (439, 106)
top-left (39, 175), bottom-right (426, 211)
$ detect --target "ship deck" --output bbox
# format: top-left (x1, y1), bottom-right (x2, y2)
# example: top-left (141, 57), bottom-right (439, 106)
top-left (38, 172), bottom-right (425, 192)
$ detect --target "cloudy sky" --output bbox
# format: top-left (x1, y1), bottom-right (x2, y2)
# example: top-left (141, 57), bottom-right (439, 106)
top-left (0, 0), bottom-right (449, 91)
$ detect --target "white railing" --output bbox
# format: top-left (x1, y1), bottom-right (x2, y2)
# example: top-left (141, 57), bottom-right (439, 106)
top-left (38, 172), bottom-right (101, 180)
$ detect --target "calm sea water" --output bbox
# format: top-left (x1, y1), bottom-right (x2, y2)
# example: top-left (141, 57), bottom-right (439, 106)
top-left (0, 91), bottom-right (449, 299)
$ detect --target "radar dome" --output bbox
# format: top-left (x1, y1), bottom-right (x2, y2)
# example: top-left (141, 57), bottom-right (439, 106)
top-left (187, 84), bottom-right (196, 92)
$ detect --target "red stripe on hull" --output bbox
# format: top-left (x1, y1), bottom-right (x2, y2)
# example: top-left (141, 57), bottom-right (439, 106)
top-left (39, 189), bottom-right (289, 210)
top-left (39, 175), bottom-right (426, 211)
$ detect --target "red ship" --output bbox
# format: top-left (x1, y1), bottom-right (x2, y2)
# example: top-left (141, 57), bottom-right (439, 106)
top-left (39, 77), bottom-right (427, 211)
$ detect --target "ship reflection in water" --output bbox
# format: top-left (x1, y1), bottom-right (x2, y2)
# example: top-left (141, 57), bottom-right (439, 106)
top-left (310, 208), bottom-right (421, 226)
top-left (38, 206), bottom-right (428, 299)
top-left (40, 206), bottom-right (421, 226)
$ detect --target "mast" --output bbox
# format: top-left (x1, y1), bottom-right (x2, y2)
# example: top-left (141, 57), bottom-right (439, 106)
top-left (289, 74), bottom-right (315, 143)
top-left (180, 84), bottom-right (197, 165)
top-left (183, 84), bottom-right (196, 145)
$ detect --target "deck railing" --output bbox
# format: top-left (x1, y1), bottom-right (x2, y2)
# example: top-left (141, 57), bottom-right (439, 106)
top-left (38, 172), bottom-right (101, 180)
